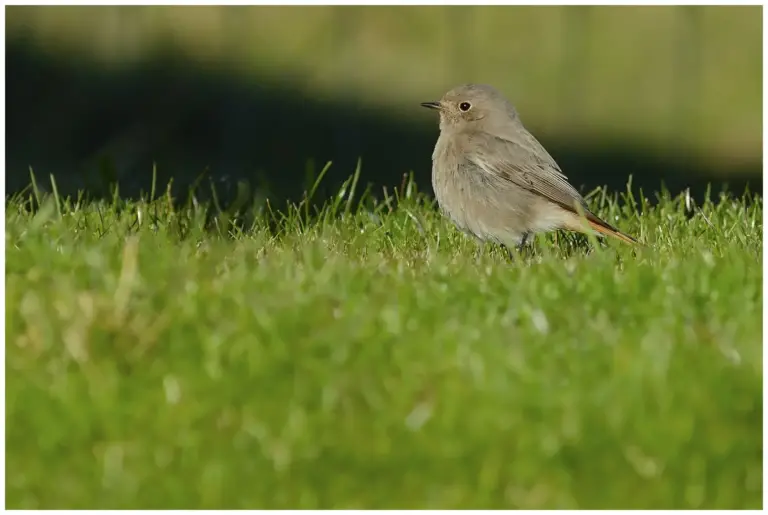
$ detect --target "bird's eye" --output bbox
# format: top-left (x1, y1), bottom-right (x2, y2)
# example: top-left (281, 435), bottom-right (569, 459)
top-left (459, 102), bottom-right (471, 112)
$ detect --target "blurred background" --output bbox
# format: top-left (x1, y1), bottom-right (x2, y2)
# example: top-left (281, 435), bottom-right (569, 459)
top-left (6, 5), bottom-right (762, 206)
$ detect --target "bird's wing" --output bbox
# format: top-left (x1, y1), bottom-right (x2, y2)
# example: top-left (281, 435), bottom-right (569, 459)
top-left (468, 130), bottom-right (593, 217)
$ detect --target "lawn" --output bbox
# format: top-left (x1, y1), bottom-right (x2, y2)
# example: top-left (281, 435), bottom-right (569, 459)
top-left (5, 170), bottom-right (763, 509)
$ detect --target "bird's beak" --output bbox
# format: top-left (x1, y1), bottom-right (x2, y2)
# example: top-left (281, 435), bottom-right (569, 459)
top-left (420, 101), bottom-right (442, 110)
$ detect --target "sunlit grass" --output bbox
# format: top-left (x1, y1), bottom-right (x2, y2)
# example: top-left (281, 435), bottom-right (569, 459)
top-left (6, 167), bottom-right (762, 509)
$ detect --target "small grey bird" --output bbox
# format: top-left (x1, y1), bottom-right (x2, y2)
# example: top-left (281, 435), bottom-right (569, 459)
top-left (421, 84), bottom-right (637, 251)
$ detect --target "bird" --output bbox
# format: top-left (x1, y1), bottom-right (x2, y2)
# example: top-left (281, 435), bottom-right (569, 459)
top-left (421, 83), bottom-right (637, 254)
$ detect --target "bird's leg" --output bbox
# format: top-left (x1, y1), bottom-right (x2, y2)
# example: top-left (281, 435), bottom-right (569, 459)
top-left (516, 231), bottom-right (531, 252)
top-left (499, 232), bottom-right (532, 262)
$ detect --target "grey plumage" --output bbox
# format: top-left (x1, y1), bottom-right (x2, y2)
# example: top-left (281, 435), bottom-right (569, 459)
top-left (422, 84), bottom-right (637, 249)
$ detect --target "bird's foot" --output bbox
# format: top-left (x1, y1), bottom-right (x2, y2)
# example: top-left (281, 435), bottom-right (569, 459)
top-left (501, 232), bottom-right (534, 262)
top-left (517, 232), bottom-right (532, 252)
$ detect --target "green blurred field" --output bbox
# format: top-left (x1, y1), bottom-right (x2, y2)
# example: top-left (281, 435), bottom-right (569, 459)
top-left (7, 5), bottom-right (762, 168)
top-left (5, 170), bottom-right (762, 509)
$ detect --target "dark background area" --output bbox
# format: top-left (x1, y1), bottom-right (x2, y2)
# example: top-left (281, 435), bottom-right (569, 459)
top-left (6, 6), bottom-right (762, 208)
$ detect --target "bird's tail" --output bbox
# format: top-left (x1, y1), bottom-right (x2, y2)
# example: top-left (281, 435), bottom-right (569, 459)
top-left (563, 211), bottom-right (638, 245)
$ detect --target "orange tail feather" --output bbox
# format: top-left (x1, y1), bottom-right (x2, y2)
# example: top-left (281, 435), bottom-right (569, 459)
top-left (562, 211), bottom-right (638, 245)
top-left (586, 219), bottom-right (638, 245)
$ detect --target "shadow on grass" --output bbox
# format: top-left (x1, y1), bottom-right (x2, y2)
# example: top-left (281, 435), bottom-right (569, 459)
top-left (6, 41), bottom-right (761, 210)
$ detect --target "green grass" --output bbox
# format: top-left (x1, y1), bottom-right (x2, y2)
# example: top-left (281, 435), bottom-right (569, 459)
top-left (5, 170), bottom-right (763, 509)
